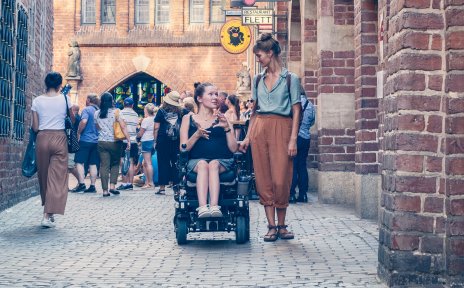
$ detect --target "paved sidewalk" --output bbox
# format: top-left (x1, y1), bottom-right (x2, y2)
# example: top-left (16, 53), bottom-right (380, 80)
top-left (0, 178), bottom-right (384, 287)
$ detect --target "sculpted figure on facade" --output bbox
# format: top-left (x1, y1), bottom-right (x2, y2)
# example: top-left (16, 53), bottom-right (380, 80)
top-left (66, 40), bottom-right (81, 79)
top-left (236, 62), bottom-right (251, 91)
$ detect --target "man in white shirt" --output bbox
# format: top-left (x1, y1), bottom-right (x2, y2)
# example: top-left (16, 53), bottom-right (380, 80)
top-left (117, 98), bottom-right (139, 190)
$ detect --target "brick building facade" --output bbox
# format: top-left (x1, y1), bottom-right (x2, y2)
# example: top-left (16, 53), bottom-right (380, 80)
top-left (0, 0), bottom-right (462, 286)
top-left (52, 1), bottom-right (249, 108)
top-left (0, 0), bottom-right (53, 211)
top-left (288, 0), bottom-right (464, 285)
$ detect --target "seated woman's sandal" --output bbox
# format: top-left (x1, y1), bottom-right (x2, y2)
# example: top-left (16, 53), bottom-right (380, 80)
top-left (263, 225), bottom-right (278, 242)
top-left (277, 225), bottom-right (294, 240)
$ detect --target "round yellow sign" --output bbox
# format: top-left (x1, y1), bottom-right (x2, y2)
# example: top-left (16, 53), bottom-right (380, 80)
top-left (220, 19), bottom-right (252, 54)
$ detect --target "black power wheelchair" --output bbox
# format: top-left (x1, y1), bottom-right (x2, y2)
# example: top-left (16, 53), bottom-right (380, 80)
top-left (173, 144), bottom-right (251, 245)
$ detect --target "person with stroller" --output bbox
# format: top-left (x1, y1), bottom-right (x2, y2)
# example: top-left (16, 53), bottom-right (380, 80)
top-left (179, 83), bottom-right (238, 218)
top-left (239, 33), bottom-right (301, 242)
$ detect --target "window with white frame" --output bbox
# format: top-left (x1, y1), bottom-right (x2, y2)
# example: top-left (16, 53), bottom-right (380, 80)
top-left (210, 0), bottom-right (225, 23)
top-left (28, 1), bottom-right (36, 58)
top-left (39, 4), bottom-right (46, 68)
top-left (135, 0), bottom-right (149, 24)
top-left (101, 0), bottom-right (116, 24)
top-left (82, 0), bottom-right (96, 24)
top-left (190, 0), bottom-right (204, 23)
top-left (155, 0), bottom-right (170, 24)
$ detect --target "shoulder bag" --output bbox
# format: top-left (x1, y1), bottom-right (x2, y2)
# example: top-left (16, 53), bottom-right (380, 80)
top-left (64, 94), bottom-right (80, 153)
top-left (113, 109), bottom-right (125, 141)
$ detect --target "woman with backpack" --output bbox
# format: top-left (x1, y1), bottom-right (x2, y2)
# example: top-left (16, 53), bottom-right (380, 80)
top-left (154, 91), bottom-right (183, 195)
top-left (289, 87), bottom-right (316, 203)
top-left (239, 33), bottom-right (302, 242)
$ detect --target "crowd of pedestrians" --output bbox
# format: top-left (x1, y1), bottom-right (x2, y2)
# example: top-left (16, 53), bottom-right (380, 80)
top-left (32, 34), bottom-right (316, 243)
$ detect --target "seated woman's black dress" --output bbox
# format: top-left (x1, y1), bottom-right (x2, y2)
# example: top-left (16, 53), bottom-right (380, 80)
top-left (186, 115), bottom-right (234, 174)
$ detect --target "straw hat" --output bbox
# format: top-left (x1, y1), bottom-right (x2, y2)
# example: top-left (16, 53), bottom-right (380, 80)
top-left (163, 91), bottom-right (181, 107)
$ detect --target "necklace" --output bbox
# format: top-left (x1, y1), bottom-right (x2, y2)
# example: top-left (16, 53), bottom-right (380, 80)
top-left (198, 114), bottom-right (214, 122)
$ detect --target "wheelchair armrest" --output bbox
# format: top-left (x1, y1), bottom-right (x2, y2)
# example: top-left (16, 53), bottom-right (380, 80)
top-left (177, 145), bottom-right (189, 180)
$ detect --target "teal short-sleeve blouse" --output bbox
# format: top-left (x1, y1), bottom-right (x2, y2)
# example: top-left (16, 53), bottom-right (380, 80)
top-left (252, 68), bottom-right (301, 117)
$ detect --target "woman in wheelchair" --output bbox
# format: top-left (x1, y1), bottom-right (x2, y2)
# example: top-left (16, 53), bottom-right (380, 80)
top-left (179, 82), bottom-right (238, 218)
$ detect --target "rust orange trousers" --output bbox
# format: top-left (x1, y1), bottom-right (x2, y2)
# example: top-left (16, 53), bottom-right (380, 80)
top-left (250, 115), bottom-right (293, 208)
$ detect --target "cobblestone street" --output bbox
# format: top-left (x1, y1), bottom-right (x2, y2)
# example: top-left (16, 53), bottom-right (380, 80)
top-left (0, 179), bottom-right (383, 288)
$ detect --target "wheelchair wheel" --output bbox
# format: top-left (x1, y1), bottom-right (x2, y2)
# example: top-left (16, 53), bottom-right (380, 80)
top-left (246, 217), bottom-right (250, 241)
top-left (176, 219), bottom-right (188, 245)
top-left (236, 216), bottom-right (247, 244)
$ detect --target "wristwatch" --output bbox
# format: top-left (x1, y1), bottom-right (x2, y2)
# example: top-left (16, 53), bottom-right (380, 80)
top-left (224, 128), bottom-right (231, 133)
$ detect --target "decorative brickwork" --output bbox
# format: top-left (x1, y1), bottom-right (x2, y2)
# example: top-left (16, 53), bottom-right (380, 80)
top-left (334, 0), bottom-right (355, 25)
top-left (317, 50), bottom-right (356, 173)
top-left (300, 2), bottom-right (319, 180)
top-left (354, 0), bottom-right (379, 175)
top-left (304, 19), bottom-right (317, 43)
top-left (378, 0), bottom-right (464, 284)
top-left (319, 50), bottom-right (355, 94)
top-left (444, 0), bottom-right (464, 283)
top-left (318, 128), bottom-right (356, 171)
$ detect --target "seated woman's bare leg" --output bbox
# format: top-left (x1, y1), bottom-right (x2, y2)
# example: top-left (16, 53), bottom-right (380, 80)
top-left (208, 160), bottom-right (226, 207)
top-left (194, 160), bottom-right (209, 207)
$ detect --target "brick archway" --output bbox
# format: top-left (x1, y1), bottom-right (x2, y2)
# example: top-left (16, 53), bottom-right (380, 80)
top-left (89, 59), bottom-right (189, 96)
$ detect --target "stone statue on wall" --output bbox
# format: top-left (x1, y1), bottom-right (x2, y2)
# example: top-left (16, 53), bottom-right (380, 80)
top-left (236, 62), bottom-right (251, 92)
top-left (66, 40), bottom-right (81, 79)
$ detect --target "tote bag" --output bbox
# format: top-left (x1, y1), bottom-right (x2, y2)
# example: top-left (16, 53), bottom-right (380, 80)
top-left (21, 128), bottom-right (37, 177)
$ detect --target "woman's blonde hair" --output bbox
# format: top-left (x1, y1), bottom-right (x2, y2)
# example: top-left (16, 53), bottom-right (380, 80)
top-left (145, 103), bottom-right (156, 116)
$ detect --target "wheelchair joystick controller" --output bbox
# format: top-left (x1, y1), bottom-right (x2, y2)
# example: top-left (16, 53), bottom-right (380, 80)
top-left (237, 169), bottom-right (251, 197)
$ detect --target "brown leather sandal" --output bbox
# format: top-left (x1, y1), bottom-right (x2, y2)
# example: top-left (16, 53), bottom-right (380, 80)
top-left (277, 225), bottom-right (295, 240)
top-left (263, 225), bottom-right (278, 242)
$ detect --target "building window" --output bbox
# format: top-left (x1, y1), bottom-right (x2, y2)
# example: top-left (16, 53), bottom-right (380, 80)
top-left (0, 0), bottom-right (15, 137)
top-left (101, 0), bottom-right (116, 24)
top-left (39, 4), bottom-right (46, 68)
top-left (155, 0), bottom-right (170, 24)
top-left (28, 1), bottom-right (36, 58)
top-left (135, 0), bottom-right (149, 24)
top-left (190, 0), bottom-right (204, 23)
top-left (14, 6), bottom-right (28, 140)
top-left (82, 0), bottom-right (96, 24)
top-left (210, 0), bottom-right (225, 23)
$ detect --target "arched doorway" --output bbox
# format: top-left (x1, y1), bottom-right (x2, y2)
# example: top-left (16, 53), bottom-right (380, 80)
top-left (110, 72), bottom-right (170, 115)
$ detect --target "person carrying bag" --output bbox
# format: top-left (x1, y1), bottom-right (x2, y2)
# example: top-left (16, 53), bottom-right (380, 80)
top-left (32, 72), bottom-right (74, 228)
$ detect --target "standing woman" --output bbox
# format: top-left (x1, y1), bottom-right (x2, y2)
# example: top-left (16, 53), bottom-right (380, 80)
top-left (137, 103), bottom-right (156, 188)
top-left (94, 92), bottom-right (131, 197)
top-left (225, 94), bottom-right (241, 139)
top-left (32, 72), bottom-right (74, 228)
top-left (240, 33), bottom-right (301, 242)
top-left (154, 91), bottom-right (183, 194)
top-left (224, 94), bottom-right (240, 122)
